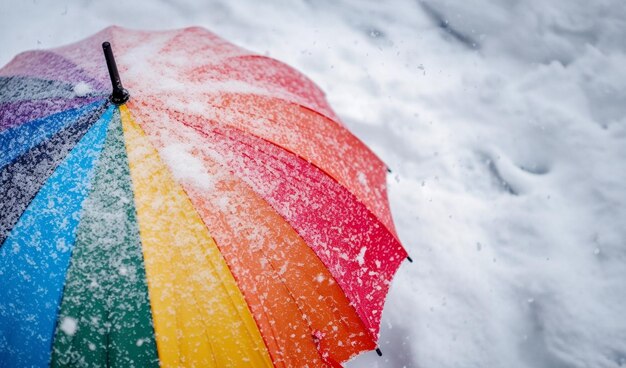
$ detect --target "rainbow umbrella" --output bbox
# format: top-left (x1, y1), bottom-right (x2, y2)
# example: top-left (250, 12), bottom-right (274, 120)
top-left (0, 26), bottom-right (408, 367)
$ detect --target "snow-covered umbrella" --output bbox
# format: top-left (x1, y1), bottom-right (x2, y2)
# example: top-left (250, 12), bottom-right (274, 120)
top-left (0, 26), bottom-right (408, 367)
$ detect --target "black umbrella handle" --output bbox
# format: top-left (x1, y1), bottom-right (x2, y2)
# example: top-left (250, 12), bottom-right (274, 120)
top-left (102, 42), bottom-right (130, 105)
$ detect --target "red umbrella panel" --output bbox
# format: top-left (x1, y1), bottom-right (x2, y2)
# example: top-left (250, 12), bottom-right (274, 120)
top-left (0, 26), bottom-right (408, 367)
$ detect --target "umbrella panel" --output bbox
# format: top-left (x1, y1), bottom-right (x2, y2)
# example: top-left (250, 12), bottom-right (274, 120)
top-left (51, 110), bottom-right (159, 367)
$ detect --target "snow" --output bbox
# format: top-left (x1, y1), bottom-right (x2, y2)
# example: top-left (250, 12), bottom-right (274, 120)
top-left (59, 316), bottom-right (77, 336)
top-left (1, 1), bottom-right (626, 367)
top-left (160, 143), bottom-right (215, 189)
top-left (356, 246), bottom-right (367, 267)
top-left (72, 81), bottom-right (93, 97)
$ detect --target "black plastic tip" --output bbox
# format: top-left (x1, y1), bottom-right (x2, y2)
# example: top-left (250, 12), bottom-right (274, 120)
top-left (407, 256), bottom-right (413, 262)
top-left (387, 167), bottom-right (392, 173)
top-left (102, 41), bottom-right (129, 105)
top-left (376, 348), bottom-right (383, 356)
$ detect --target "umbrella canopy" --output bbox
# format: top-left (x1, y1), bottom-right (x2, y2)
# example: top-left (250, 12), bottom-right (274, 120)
top-left (0, 26), bottom-right (408, 367)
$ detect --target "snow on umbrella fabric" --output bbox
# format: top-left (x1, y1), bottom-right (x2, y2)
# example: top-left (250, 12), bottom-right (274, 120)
top-left (0, 26), bottom-right (407, 367)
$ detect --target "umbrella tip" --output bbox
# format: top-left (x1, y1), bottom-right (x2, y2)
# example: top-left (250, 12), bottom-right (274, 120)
top-left (102, 41), bottom-right (129, 105)
top-left (407, 256), bottom-right (413, 263)
top-left (376, 347), bottom-right (383, 356)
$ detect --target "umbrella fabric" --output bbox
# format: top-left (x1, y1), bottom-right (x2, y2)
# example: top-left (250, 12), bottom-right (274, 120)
top-left (0, 26), bottom-right (407, 367)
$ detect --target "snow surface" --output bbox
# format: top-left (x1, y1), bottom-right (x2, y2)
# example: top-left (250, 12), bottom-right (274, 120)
top-left (1, 0), bottom-right (626, 367)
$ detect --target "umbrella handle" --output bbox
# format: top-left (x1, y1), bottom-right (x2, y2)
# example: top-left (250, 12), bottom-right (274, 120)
top-left (102, 41), bottom-right (130, 105)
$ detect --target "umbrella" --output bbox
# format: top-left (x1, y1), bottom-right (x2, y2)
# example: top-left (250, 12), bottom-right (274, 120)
top-left (0, 26), bottom-right (408, 367)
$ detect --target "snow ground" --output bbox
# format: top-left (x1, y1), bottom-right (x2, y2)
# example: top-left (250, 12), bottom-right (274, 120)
top-left (2, 0), bottom-right (626, 367)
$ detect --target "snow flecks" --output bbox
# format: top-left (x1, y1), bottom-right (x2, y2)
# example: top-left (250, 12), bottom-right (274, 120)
top-left (356, 247), bottom-right (367, 267)
top-left (73, 81), bottom-right (92, 97)
top-left (160, 144), bottom-right (214, 189)
top-left (59, 316), bottom-right (77, 336)
top-left (55, 238), bottom-right (69, 253)
top-left (357, 171), bottom-right (368, 188)
top-left (278, 262), bottom-right (289, 276)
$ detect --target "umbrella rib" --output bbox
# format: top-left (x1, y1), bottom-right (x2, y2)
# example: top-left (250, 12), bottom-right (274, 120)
top-left (183, 220), bottom-right (270, 365)
top-left (175, 267), bottom-right (227, 367)
top-left (185, 225), bottom-right (274, 363)
top-left (241, 285), bottom-right (285, 366)
top-left (105, 308), bottom-right (112, 366)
